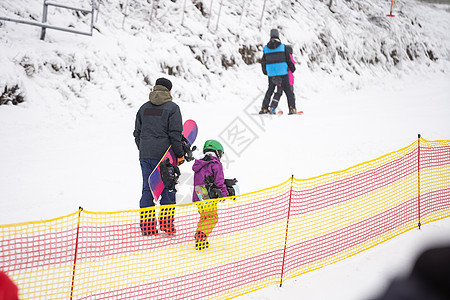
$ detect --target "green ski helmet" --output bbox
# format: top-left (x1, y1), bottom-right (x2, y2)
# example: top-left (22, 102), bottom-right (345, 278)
top-left (203, 139), bottom-right (224, 159)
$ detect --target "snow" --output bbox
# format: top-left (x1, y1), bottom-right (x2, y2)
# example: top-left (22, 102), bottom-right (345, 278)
top-left (238, 218), bottom-right (450, 300)
top-left (0, 0), bottom-right (449, 299)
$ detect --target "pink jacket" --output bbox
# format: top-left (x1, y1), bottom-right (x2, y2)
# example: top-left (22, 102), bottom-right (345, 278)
top-left (288, 54), bottom-right (295, 86)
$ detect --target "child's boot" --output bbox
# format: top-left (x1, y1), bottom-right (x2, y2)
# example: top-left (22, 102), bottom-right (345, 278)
top-left (140, 208), bottom-right (158, 236)
top-left (159, 207), bottom-right (176, 236)
top-left (195, 231), bottom-right (209, 250)
top-left (140, 219), bottom-right (158, 236)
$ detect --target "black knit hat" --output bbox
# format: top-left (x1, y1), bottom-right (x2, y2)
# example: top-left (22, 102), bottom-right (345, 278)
top-left (270, 29), bottom-right (279, 39)
top-left (155, 77), bottom-right (172, 91)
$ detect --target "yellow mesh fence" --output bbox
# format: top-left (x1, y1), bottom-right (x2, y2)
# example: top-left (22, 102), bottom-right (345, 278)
top-left (1, 138), bottom-right (449, 299)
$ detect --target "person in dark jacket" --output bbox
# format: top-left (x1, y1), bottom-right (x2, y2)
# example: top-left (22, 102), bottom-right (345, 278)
top-left (260, 29), bottom-right (298, 115)
top-left (133, 77), bottom-right (185, 236)
top-left (192, 140), bottom-right (228, 250)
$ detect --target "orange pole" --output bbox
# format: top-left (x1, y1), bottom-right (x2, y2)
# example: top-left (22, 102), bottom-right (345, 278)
top-left (387, 0), bottom-right (395, 17)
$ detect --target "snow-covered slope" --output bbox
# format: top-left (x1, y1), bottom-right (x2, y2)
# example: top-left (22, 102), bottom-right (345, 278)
top-left (1, 2), bottom-right (449, 299)
top-left (1, 0), bottom-right (450, 221)
top-left (1, 0), bottom-right (449, 108)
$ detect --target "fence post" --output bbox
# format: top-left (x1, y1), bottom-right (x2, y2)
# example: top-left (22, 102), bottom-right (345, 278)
top-left (95, 0), bottom-right (102, 22)
top-left (239, 0), bottom-right (246, 27)
top-left (90, 0), bottom-right (94, 34)
top-left (207, 0), bottom-right (214, 29)
top-left (181, 0), bottom-right (187, 26)
top-left (40, 0), bottom-right (48, 40)
top-left (121, 0), bottom-right (129, 29)
top-left (149, 0), bottom-right (158, 25)
top-left (259, 0), bottom-right (267, 31)
top-left (280, 175), bottom-right (294, 287)
top-left (70, 207), bottom-right (83, 300)
top-left (215, 0), bottom-right (224, 31)
top-left (417, 134), bottom-right (421, 229)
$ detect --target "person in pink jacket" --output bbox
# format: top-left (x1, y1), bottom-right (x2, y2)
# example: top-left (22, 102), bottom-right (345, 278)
top-left (269, 46), bottom-right (296, 114)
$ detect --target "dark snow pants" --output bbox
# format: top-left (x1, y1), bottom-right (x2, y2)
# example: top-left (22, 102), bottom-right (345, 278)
top-left (262, 75), bottom-right (296, 110)
top-left (270, 84), bottom-right (294, 109)
top-left (139, 158), bottom-right (176, 235)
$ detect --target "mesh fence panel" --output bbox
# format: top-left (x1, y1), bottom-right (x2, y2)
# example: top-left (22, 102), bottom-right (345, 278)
top-left (284, 141), bottom-right (419, 280)
top-left (419, 139), bottom-right (450, 225)
top-left (1, 138), bottom-right (449, 299)
top-left (0, 211), bottom-right (80, 299)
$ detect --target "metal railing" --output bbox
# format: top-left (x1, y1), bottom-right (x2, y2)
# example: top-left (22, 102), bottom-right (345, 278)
top-left (0, 0), bottom-right (95, 40)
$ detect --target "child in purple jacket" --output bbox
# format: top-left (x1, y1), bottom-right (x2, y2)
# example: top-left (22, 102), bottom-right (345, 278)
top-left (192, 140), bottom-right (228, 250)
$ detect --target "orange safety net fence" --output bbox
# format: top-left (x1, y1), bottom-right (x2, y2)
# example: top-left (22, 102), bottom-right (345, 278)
top-left (1, 137), bottom-right (449, 299)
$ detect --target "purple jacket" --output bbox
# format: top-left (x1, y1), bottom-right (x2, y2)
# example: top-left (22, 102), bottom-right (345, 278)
top-left (192, 155), bottom-right (228, 202)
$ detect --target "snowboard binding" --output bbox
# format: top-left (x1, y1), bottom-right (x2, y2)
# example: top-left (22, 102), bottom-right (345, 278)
top-left (224, 178), bottom-right (238, 197)
top-left (203, 175), bottom-right (223, 199)
top-left (202, 176), bottom-right (238, 200)
top-left (160, 158), bottom-right (180, 191)
top-left (182, 135), bottom-right (197, 162)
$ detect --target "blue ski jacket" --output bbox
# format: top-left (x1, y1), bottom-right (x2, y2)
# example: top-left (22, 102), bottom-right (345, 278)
top-left (261, 39), bottom-right (295, 77)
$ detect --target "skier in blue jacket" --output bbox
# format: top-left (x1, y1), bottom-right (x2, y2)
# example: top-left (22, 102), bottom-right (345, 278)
top-left (260, 29), bottom-right (298, 115)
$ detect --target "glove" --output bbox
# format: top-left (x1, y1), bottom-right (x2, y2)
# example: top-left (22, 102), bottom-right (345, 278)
top-left (177, 156), bottom-right (185, 166)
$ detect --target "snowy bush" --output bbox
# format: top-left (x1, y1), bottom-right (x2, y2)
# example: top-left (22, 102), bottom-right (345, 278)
top-left (0, 0), bottom-right (449, 107)
top-left (239, 45), bottom-right (263, 65)
top-left (0, 85), bottom-right (24, 105)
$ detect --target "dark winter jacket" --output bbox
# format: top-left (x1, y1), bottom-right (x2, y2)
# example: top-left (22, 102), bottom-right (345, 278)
top-left (133, 85), bottom-right (184, 159)
top-left (261, 39), bottom-right (295, 76)
top-left (192, 155), bottom-right (228, 202)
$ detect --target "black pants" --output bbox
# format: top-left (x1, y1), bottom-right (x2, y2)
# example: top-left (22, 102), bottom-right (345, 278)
top-left (270, 85), bottom-right (294, 109)
top-left (262, 75), bottom-right (296, 110)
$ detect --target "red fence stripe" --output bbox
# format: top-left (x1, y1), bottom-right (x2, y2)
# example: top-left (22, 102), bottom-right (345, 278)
top-left (421, 188), bottom-right (450, 218)
top-left (294, 148), bottom-right (418, 215)
top-left (283, 197), bottom-right (418, 275)
top-left (1, 139), bottom-right (449, 300)
top-left (0, 228), bottom-right (77, 272)
top-left (78, 250), bottom-right (285, 300)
